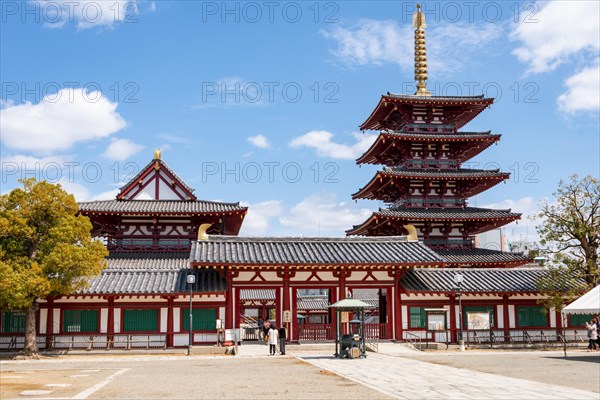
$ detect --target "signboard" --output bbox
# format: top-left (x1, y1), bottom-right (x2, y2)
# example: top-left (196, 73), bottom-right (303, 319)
top-left (283, 310), bottom-right (292, 323)
top-left (467, 312), bottom-right (491, 330)
top-left (216, 319), bottom-right (222, 329)
top-left (427, 313), bottom-right (446, 331)
top-left (340, 312), bottom-right (349, 323)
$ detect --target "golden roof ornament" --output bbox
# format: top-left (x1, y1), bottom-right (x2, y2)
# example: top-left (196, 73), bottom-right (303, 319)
top-left (413, 4), bottom-right (431, 96)
top-left (153, 148), bottom-right (161, 160)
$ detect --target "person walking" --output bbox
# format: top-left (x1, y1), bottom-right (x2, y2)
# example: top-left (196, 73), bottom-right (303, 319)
top-left (595, 315), bottom-right (600, 349)
top-left (268, 324), bottom-right (279, 355)
top-left (278, 325), bottom-right (287, 355)
top-left (585, 318), bottom-right (598, 351)
top-left (257, 316), bottom-right (264, 341)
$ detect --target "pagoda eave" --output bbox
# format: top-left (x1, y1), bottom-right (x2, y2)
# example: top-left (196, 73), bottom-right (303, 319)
top-left (346, 212), bottom-right (521, 237)
top-left (359, 95), bottom-right (494, 131)
top-left (356, 131), bottom-right (501, 166)
top-left (351, 171), bottom-right (509, 201)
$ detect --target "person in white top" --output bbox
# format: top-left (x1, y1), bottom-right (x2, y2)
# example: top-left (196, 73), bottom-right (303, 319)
top-left (267, 324), bottom-right (279, 355)
top-left (585, 318), bottom-right (598, 352)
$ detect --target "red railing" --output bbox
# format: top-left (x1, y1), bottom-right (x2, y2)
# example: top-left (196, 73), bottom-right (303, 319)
top-left (364, 323), bottom-right (389, 339)
top-left (297, 323), bottom-right (334, 341)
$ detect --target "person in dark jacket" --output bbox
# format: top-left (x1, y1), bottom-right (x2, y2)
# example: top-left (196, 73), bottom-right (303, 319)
top-left (278, 325), bottom-right (287, 355)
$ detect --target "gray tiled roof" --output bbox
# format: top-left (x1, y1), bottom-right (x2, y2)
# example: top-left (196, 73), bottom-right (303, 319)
top-left (79, 254), bottom-right (226, 295)
top-left (118, 158), bottom-right (195, 195)
top-left (382, 167), bottom-right (505, 178)
top-left (377, 207), bottom-right (520, 220)
top-left (240, 289), bottom-right (276, 300)
top-left (384, 131), bottom-right (499, 140)
top-left (298, 299), bottom-right (330, 310)
top-left (436, 249), bottom-right (531, 265)
top-left (401, 268), bottom-right (546, 293)
top-left (189, 236), bottom-right (443, 266)
top-left (79, 199), bottom-right (247, 214)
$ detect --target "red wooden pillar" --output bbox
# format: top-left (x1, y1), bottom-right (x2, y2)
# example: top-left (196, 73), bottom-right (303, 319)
top-left (393, 275), bottom-right (402, 341)
top-left (502, 294), bottom-right (510, 341)
top-left (274, 287), bottom-right (281, 328)
top-left (385, 287), bottom-right (393, 339)
top-left (282, 272), bottom-right (291, 341)
top-left (555, 308), bottom-right (563, 337)
top-left (225, 271), bottom-right (234, 329)
top-left (329, 285), bottom-right (338, 341)
top-left (45, 298), bottom-right (54, 349)
top-left (449, 294), bottom-right (457, 343)
top-left (107, 296), bottom-right (115, 348)
top-left (166, 297), bottom-right (174, 348)
top-left (338, 268), bottom-right (347, 300)
top-left (234, 285), bottom-right (241, 329)
top-left (291, 286), bottom-right (298, 342)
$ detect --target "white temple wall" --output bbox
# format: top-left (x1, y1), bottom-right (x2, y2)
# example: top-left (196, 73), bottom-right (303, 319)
top-left (160, 308), bottom-right (168, 332)
top-left (173, 308), bottom-right (180, 332)
top-left (497, 305), bottom-right (504, 328)
top-left (39, 309), bottom-right (47, 335)
top-left (508, 305), bottom-right (515, 328)
top-left (100, 308), bottom-right (108, 333)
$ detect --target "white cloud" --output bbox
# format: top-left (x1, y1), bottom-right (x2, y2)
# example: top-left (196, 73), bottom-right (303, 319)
top-left (322, 19), bottom-right (411, 68)
top-left (193, 76), bottom-right (270, 109)
top-left (239, 200), bottom-right (284, 235)
top-left (289, 130), bottom-right (376, 160)
top-left (90, 188), bottom-right (120, 201)
top-left (0, 99), bottom-right (14, 109)
top-left (0, 88), bottom-right (126, 154)
top-left (321, 19), bottom-right (502, 74)
top-left (34, 0), bottom-right (140, 30)
top-left (511, 1), bottom-right (599, 74)
top-left (0, 154), bottom-right (74, 184)
top-left (279, 194), bottom-right (372, 235)
top-left (481, 196), bottom-right (543, 245)
top-left (102, 138), bottom-right (144, 161)
top-left (557, 61), bottom-right (600, 114)
top-left (247, 134), bottom-right (271, 149)
top-left (56, 180), bottom-right (119, 202)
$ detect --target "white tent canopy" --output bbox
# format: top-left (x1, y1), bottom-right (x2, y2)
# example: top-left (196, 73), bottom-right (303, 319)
top-left (562, 285), bottom-right (600, 315)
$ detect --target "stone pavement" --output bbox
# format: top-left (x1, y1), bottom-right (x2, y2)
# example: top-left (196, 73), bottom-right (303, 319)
top-left (295, 352), bottom-right (599, 400)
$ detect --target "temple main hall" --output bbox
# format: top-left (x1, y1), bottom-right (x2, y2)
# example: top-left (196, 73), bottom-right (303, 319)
top-left (1, 5), bottom-right (583, 350)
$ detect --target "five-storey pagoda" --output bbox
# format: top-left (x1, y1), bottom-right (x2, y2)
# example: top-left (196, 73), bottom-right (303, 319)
top-left (347, 5), bottom-right (530, 268)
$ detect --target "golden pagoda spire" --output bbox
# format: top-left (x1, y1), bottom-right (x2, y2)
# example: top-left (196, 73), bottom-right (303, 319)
top-left (153, 148), bottom-right (161, 160)
top-left (413, 4), bottom-right (431, 96)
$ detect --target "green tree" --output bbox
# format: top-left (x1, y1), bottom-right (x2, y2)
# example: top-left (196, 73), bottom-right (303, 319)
top-left (0, 179), bottom-right (107, 356)
top-left (535, 175), bottom-right (600, 311)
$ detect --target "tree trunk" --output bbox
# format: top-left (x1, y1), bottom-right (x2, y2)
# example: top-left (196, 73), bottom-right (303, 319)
top-left (23, 302), bottom-right (39, 356)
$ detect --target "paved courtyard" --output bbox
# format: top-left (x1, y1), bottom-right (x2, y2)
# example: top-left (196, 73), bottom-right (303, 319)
top-left (1, 344), bottom-right (598, 399)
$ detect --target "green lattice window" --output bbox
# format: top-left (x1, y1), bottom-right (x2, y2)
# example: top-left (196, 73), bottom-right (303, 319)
top-left (2, 311), bottom-right (26, 333)
top-left (569, 314), bottom-right (594, 327)
top-left (123, 309), bottom-right (158, 332)
top-left (409, 307), bottom-right (426, 328)
top-left (517, 306), bottom-right (547, 327)
top-left (464, 306), bottom-right (495, 328)
top-left (182, 308), bottom-right (217, 331)
top-left (63, 310), bottom-right (98, 333)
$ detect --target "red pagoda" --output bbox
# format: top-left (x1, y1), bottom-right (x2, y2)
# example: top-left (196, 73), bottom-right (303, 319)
top-left (347, 5), bottom-right (530, 268)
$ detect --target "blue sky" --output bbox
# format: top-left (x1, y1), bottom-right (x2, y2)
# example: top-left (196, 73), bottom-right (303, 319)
top-left (1, 0), bottom-right (599, 241)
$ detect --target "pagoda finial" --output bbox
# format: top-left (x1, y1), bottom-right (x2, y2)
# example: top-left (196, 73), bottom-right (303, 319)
top-left (153, 148), bottom-right (161, 160)
top-left (413, 4), bottom-right (431, 96)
